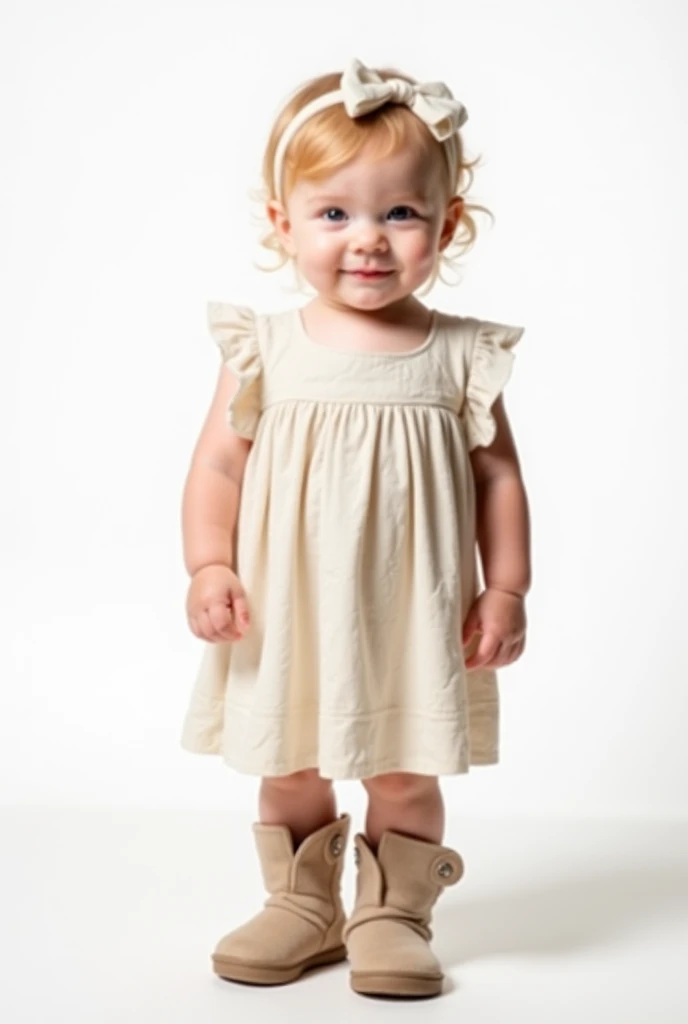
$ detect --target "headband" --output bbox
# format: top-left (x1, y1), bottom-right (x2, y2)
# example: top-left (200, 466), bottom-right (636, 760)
top-left (272, 57), bottom-right (468, 204)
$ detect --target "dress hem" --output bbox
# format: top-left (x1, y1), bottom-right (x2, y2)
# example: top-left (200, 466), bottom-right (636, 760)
top-left (180, 735), bottom-right (498, 779)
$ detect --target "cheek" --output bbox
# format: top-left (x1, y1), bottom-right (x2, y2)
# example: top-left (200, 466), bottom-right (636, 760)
top-left (401, 231), bottom-right (436, 267)
top-left (297, 228), bottom-right (341, 269)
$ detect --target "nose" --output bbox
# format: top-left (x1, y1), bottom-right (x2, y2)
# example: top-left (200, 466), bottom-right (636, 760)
top-left (351, 219), bottom-right (389, 254)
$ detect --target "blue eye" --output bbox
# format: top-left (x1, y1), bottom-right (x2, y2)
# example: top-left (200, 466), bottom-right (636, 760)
top-left (319, 206), bottom-right (419, 222)
top-left (388, 206), bottom-right (417, 220)
top-left (322, 208), bottom-right (346, 221)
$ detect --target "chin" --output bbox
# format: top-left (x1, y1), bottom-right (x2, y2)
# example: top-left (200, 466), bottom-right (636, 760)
top-left (344, 294), bottom-right (397, 310)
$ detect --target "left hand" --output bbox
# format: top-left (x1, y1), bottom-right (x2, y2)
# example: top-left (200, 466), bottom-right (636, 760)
top-left (462, 587), bottom-right (527, 670)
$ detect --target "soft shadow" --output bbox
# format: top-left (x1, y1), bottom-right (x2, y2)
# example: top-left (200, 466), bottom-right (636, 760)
top-left (434, 856), bottom-right (688, 965)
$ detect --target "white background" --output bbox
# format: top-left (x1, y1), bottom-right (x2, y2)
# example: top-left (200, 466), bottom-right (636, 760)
top-left (2, 0), bottom-right (687, 822)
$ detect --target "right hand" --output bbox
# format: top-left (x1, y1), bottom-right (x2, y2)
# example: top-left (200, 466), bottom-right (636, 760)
top-left (186, 563), bottom-right (250, 643)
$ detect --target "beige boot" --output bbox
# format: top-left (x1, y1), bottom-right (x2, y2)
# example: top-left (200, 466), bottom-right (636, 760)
top-left (343, 829), bottom-right (464, 998)
top-left (212, 812), bottom-right (351, 985)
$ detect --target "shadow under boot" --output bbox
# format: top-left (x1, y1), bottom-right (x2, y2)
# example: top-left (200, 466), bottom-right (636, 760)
top-left (212, 812), bottom-right (351, 985)
top-left (343, 828), bottom-right (464, 998)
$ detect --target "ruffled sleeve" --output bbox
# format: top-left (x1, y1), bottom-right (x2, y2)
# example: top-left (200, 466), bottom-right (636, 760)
top-left (462, 319), bottom-right (525, 450)
top-left (207, 301), bottom-right (263, 440)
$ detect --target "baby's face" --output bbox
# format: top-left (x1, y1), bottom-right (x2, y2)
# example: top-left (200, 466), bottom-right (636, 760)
top-left (269, 145), bottom-right (461, 312)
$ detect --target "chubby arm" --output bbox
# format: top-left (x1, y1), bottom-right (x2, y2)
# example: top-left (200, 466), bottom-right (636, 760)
top-left (469, 394), bottom-right (531, 597)
top-left (181, 364), bottom-right (253, 577)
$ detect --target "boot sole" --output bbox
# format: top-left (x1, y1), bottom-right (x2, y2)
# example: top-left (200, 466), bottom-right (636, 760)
top-left (212, 944), bottom-right (347, 985)
top-left (350, 970), bottom-right (443, 998)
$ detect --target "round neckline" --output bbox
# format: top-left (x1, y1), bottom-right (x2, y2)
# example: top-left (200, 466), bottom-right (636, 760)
top-left (292, 305), bottom-right (440, 359)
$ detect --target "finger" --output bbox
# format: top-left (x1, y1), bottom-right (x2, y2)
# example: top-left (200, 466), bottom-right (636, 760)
top-left (497, 636), bottom-right (528, 668)
top-left (465, 632), bottom-right (501, 670)
top-left (208, 602), bottom-right (242, 642)
top-left (199, 607), bottom-right (238, 643)
top-left (480, 641), bottom-right (506, 670)
top-left (462, 610), bottom-right (479, 645)
top-left (198, 609), bottom-right (216, 641)
top-left (223, 599), bottom-right (246, 642)
top-left (491, 641), bottom-right (519, 668)
top-left (230, 592), bottom-right (251, 633)
top-left (513, 637), bottom-right (526, 660)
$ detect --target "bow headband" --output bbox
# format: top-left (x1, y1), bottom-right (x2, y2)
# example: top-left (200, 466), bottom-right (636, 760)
top-left (272, 57), bottom-right (468, 204)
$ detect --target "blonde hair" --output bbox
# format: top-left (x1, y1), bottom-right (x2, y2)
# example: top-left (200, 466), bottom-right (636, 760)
top-left (249, 65), bottom-right (494, 295)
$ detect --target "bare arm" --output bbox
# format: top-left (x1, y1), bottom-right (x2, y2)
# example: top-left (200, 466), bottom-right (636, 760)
top-left (469, 395), bottom-right (532, 598)
top-left (181, 364), bottom-right (253, 577)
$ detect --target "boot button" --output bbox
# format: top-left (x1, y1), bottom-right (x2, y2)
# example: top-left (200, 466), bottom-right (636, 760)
top-left (437, 860), bottom-right (454, 879)
top-left (330, 834), bottom-right (344, 857)
top-left (353, 847), bottom-right (361, 866)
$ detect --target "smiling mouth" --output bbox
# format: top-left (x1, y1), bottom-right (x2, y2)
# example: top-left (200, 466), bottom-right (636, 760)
top-left (346, 270), bottom-right (393, 278)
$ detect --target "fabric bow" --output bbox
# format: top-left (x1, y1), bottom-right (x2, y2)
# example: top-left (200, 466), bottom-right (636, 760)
top-left (339, 58), bottom-right (468, 143)
top-left (271, 57), bottom-right (468, 202)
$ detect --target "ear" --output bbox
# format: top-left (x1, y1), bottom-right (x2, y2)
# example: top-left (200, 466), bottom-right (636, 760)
top-left (266, 199), bottom-right (297, 257)
top-left (438, 195), bottom-right (464, 252)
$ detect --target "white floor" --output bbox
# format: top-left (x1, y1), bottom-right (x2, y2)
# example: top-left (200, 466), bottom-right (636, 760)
top-left (2, 807), bottom-right (687, 1024)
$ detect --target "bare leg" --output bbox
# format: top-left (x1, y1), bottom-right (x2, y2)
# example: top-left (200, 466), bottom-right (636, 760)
top-left (362, 772), bottom-right (444, 851)
top-left (259, 768), bottom-right (338, 848)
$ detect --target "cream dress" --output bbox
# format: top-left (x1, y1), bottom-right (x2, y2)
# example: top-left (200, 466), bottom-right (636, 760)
top-left (181, 301), bottom-right (524, 780)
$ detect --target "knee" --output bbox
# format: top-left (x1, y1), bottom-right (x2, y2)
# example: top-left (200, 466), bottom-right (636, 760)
top-left (261, 768), bottom-right (332, 796)
top-left (362, 771), bottom-right (438, 803)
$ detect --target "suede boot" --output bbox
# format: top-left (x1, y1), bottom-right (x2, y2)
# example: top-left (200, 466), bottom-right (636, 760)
top-left (343, 828), bottom-right (464, 998)
top-left (212, 812), bottom-right (351, 985)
